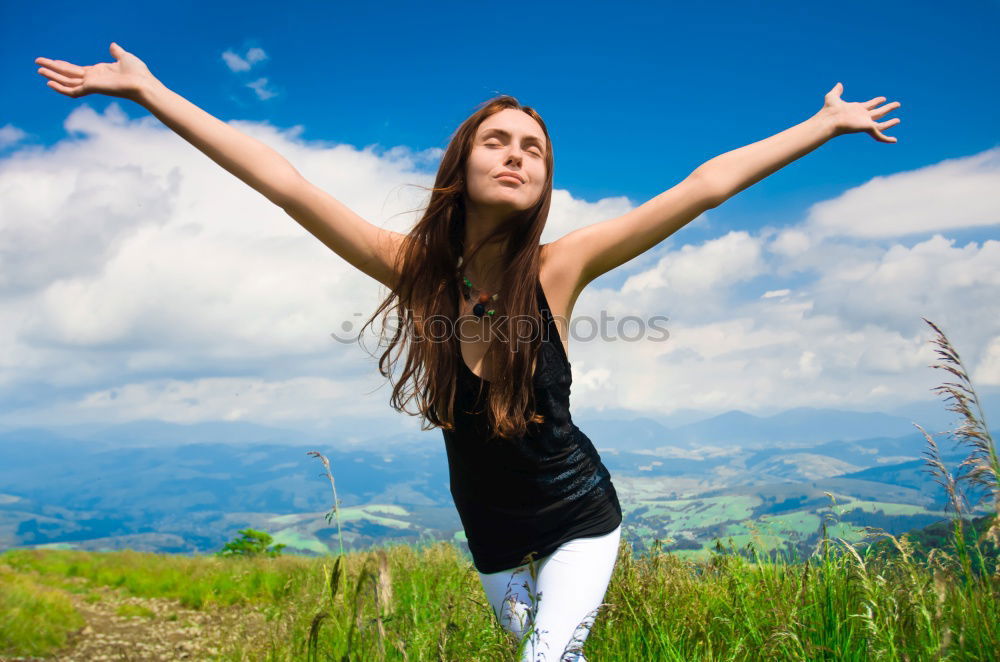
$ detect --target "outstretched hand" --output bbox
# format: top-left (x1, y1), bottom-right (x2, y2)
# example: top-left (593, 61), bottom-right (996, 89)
top-left (34, 42), bottom-right (155, 101)
top-left (821, 82), bottom-right (901, 143)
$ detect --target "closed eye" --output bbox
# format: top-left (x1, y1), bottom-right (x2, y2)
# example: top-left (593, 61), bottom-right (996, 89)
top-left (485, 140), bottom-right (543, 156)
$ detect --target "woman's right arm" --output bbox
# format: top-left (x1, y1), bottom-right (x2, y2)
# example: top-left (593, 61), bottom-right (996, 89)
top-left (137, 81), bottom-right (406, 289)
top-left (36, 43), bottom-right (405, 290)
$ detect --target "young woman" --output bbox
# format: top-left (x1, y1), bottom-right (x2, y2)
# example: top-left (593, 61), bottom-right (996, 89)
top-left (34, 42), bottom-right (900, 661)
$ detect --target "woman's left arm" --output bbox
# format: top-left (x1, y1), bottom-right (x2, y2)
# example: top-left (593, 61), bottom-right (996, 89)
top-left (698, 82), bottom-right (901, 205)
top-left (549, 83), bottom-right (901, 291)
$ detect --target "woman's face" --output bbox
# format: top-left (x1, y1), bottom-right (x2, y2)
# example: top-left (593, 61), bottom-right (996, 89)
top-left (464, 108), bottom-right (548, 213)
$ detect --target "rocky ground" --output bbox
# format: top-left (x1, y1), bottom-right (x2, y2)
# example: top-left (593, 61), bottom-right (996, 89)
top-left (1, 577), bottom-right (274, 662)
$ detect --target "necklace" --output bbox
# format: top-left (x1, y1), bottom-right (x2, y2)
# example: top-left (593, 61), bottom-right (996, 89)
top-left (456, 255), bottom-right (499, 318)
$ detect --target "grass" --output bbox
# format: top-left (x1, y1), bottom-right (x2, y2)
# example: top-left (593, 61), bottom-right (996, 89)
top-left (0, 562), bottom-right (86, 656)
top-left (116, 602), bottom-right (157, 619)
top-left (1, 547), bottom-right (314, 610)
top-left (1, 526), bottom-right (996, 660)
top-left (0, 317), bottom-right (997, 660)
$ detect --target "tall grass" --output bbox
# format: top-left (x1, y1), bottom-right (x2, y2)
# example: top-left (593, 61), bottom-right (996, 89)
top-left (0, 562), bottom-right (85, 656)
top-left (914, 317), bottom-right (1000, 584)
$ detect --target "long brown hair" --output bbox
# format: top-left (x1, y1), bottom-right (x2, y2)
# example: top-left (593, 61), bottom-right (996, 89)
top-left (359, 95), bottom-right (555, 440)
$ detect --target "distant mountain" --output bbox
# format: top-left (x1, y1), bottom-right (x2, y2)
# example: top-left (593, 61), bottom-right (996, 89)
top-left (1, 405), bottom-right (994, 558)
top-left (886, 393), bottom-right (1000, 433)
top-left (573, 406), bottom-right (967, 453)
top-left (665, 407), bottom-right (928, 447)
top-left (570, 416), bottom-right (676, 452)
top-left (11, 393), bottom-right (997, 455)
top-left (574, 406), bottom-right (715, 429)
top-left (742, 430), bottom-right (935, 468)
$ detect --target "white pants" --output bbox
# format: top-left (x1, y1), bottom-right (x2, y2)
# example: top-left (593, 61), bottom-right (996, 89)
top-left (477, 524), bottom-right (622, 662)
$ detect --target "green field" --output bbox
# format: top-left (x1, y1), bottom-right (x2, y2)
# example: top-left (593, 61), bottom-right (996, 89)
top-left (2, 516), bottom-right (996, 661)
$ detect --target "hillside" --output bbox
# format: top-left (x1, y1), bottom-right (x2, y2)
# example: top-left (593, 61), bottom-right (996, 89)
top-left (2, 417), bottom-right (994, 566)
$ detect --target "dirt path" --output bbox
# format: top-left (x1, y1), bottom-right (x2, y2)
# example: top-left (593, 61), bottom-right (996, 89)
top-left (2, 579), bottom-right (272, 662)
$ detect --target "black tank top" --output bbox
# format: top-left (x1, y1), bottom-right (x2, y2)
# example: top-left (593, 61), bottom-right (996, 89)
top-left (441, 276), bottom-right (623, 574)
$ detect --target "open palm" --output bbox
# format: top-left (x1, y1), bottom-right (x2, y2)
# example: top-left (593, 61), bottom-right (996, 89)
top-left (35, 42), bottom-right (154, 101)
top-left (822, 82), bottom-right (901, 143)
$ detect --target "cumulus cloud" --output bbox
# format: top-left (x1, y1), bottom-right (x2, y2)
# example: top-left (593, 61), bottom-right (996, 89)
top-left (774, 147), bottom-right (1000, 243)
top-left (1, 102), bottom-right (997, 430)
top-left (0, 102), bottom-right (440, 428)
top-left (563, 154), bottom-right (1000, 414)
top-left (621, 230), bottom-right (765, 296)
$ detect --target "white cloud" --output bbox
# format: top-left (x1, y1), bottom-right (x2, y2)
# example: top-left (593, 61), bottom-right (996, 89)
top-left (775, 147), bottom-right (1000, 242)
top-left (0, 124), bottom-right (28, 149)
top-left (621, 230), bottom-right (764, 295)
top-left (1, 102), bottom-right (998, 429)
top-left (544, 189), bottom-right (634, 243)
top-left (247, 77), bottom-right (278, 101)
top-left (562, 158), bottom-right (999, 414)
top-left (807, 235), bottom-right (1000, 331)
top-left (222, 47), bottom-right (268, 73)
top-left (769, 228), bottom-right (810, 257)
top-left (75, 376), bottom-right (380, 424)
top-left (0, 102), bottom-right (435, 427)
top-left (245, 48), bottom-right (267, 65)
top-left (973, 335), bottom-right (1000, 386)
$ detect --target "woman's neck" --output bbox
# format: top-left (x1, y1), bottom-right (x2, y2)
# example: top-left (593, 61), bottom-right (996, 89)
top-left (461, 234), bottom-right (508, 291)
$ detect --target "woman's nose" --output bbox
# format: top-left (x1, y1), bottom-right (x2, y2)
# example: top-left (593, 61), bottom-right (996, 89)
top-left (504, 149), bottom-right (523, 165)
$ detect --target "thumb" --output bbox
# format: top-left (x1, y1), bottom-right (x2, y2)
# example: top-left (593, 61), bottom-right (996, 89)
top-left (110, 42), bottom-right (125, 58)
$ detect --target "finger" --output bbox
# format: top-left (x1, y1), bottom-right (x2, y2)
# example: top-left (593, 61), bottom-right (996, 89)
top-left (871, 127), bottom-right (897, 143)
top-left (37, 66), bottom-right (81, 87)
top-left (46, 79), bottom-right (82, 98)
top-left (871, 101), bottom-right (901, 119)
top-left (33, 57), bottom-right (86, 78)
top-left (876, 118), bottom-right (901, 130)
top-left (864, 96), bottom-right (887, 110)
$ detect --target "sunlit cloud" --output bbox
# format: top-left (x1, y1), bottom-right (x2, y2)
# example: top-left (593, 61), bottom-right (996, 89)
top-left (1, 103), bottom-right (997, 429)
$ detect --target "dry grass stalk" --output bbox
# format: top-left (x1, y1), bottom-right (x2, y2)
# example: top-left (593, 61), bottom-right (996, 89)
top-left (914, 318), bottom-right (1000, 576)
top-left (920, 317), bottom-right (1000, 551)
top-left (916, 423), bottom-right (968, 518)
top-left (374, 549), bottom-right (393, 619)
top-left (307, 450), bottom-right (346, 558)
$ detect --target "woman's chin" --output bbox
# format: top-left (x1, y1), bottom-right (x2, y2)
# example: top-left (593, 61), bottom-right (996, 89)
top-left (471, 195), bottom-right (530, 212)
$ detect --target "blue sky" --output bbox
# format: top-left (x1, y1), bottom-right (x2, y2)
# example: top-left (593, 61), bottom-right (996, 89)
top-left (1, 0), bottom-right (998, 433)
top-left (8, 0), bottom-right (997, 213)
